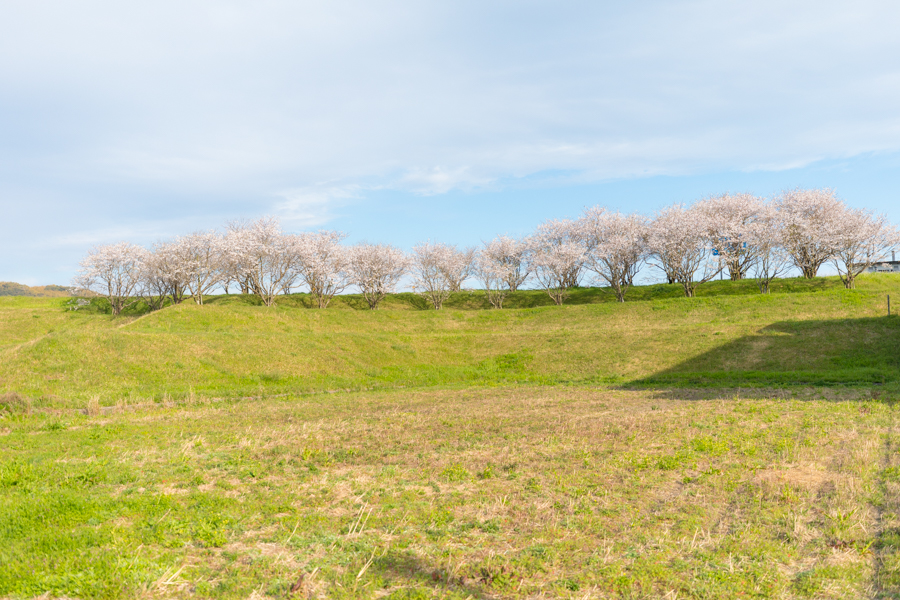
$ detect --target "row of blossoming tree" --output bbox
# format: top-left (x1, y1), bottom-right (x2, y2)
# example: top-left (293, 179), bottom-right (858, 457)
top-left (74, 188), bottom-right (898, 314)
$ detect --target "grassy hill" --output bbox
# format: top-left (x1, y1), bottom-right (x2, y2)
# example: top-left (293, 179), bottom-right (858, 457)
top-left (2, 274), bottom-right (899, 409)
top-left (0, 281), bottom-right (72, 297)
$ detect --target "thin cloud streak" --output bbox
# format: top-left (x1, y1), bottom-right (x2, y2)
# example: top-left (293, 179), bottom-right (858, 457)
top-left (273, 185), bottom-right (362, 228)
top-left (47, 221), bottom-right (208, 248)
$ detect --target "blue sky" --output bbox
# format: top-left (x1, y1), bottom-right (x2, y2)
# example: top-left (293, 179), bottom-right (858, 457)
top-left (2, 1), bottom-right (900, 285)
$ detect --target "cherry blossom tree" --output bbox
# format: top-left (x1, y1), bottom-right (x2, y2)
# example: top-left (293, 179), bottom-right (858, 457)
top-left (488, 236), bottom-right (531, 291)
top-left (528, 218), bottom-right (585, 305)
top-left (695, 193), bottom-right (763, 280)
top-left (579, 207), bottom-right (648, 302)
top-left (745, 203), bottom-right (793, 294)
top-left (140, 251), bottom-right (171, 311)
top-left (293, 230), bottom-right (351, 308)
top-left (476, 255), bottom-right (507, 309)
top-left (141, 241), bottom-right (191, 310)
top-left (222, 217), bottom-right (297, 307)
top-left (177, 231), bottom-right (223, 305)
top-left (531, 219), bottom-right (584, 288)
top-left (347, 243), bottom-right (409, 310)
top-left (830, 208), bottom-right (898, 289)
top-left (221, 220), bottom-right (262, 295)
top-left (775, 188), bottom-right (844, 278)
top-left (647, 204), bottom-right (721, 297)
top-left (411, 242), bottom-right (465, 309)
top-left (220, 221), bottom-right (248, 294)
top-left (530, 242), bottom-right (585, 305)
top-left (69, 186), bottom-right (900, 312)
top-left (440, 246), bottom-right (476, 292)
top-left (476, 235), bottom-right (531, 308)
top-left (74, 242), bottom-right (148, 315)
top-left (156, 241), bottom-right (190, 304)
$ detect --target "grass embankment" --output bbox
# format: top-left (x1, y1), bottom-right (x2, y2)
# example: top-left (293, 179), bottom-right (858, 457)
top-left (4, 387), bottom-right (900, 598)
top-left (1, 275), bottom-right (899, 409)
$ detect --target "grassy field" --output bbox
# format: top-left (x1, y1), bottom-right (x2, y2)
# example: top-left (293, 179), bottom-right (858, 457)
top-left (3, 275), bottom-right (900, 599)
top-left (4, 386), bottom-right (900, 599)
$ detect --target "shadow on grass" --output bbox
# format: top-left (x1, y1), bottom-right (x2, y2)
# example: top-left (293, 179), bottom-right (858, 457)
top-left (367, 549), bottom-right (495, 599)
top-left (633, 316), bottom-right (900, 389)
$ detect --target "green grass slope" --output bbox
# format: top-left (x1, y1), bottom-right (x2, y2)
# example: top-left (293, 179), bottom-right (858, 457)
top-left (2, 275), bottom-right (899, 409)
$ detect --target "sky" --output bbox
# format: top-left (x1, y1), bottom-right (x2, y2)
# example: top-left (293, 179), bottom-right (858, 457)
top-left (2, 1), bottom-right (900, 285)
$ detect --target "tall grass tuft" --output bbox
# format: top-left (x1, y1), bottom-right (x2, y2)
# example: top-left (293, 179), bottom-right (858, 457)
top-left (0, 391), bottom-right (31, 415)
top-left (86, 396), bottom-right (101, 417)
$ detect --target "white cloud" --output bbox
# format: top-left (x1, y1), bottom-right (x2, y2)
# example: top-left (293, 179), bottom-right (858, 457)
top-left (398, 167), bottom-right (494, 196)
top-left (3, 0), bottom-right (899, 200)
top-left (49, 223), bottom-right (187, 248)
top-left (273, 185), bottom-right (361, 228)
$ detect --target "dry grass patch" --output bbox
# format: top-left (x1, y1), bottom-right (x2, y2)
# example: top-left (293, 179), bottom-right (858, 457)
top-left (0, 391), bottom-right (31, 415)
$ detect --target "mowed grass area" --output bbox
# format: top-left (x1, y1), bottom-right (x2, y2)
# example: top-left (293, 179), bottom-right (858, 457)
top-left (1, 275), bottom-right (900, 409)
top-left (4, 386), bottom-right (900, 599)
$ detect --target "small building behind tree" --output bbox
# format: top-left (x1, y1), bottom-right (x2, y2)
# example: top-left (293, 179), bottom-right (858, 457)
top-left (863, 251), bottom-right (900, 273)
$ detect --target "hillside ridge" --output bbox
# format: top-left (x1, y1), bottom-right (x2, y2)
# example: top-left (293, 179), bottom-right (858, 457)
top-left (0, 281), bottom-right (71, 297)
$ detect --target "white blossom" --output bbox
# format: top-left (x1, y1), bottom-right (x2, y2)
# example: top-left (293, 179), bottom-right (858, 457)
top-left (579, 208), bottom-right (647, 302)
top-left (73, 242), bottom-right (148, 315)
top-left (647, 204), bottom-right (721, 297)
top-left (775, 188), bottom-right (845, 278)
top-left (71, 186), bottom-right (898, 310)
top-left (694, 193), bottom-right (764, 280)
top-left (442, 246), bottom-right (476, 292)
top-left (176, 231), bottom-right (223, 305)
top-left (476, 235), bottom-right (531, 308)
top-left (293, 230), bottom-right (350, 308)
top-left (347, 243), bottom-right (409, 310)
top-left (222, 217), bottom-right (297, 307)
top-left (411, 242), bottom-right (468, 309)
top-left (830, 208), bottom-right (898, 288)
top-left (141, 241), bottom-right (191, 309)
top-left (528, 218), bottom-right (585, 305)
top-left (745, 203), bottom-right (793, 293)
